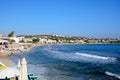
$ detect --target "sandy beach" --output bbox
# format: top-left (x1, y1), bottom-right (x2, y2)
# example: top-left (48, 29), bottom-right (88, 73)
top-left (0, 56), bottom-right (15, 70)
top-left (0, 44), bottom-right (30, 69)
top-left (0, 43), bottom-right (49, 68)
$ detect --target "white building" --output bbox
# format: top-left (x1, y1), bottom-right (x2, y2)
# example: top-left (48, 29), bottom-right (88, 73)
top-left (47, 39), bottom-right (57, 44)
top-left (17, 37), bottom-right (24, 42)
top-left (0, 39), bottom-right (9, 45)
top-left (79, 40), bottom-right (86, 44)
top-left (39, 38), bottom-right (57, 44)
top-left (22, 38), bottom-right (33, 43)
top-left (39, 38), bottom-right (48, 44)
top-left (9, 37), bottom-right (20, 43)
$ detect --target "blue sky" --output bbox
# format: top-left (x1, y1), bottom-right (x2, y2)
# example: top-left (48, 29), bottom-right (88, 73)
top-left (0, 0), bottom-right (120, 38)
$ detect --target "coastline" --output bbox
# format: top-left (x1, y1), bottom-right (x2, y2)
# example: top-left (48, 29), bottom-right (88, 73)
top-left (0, 43), bottom-right (50, 68)
top-left (0, 43), bottom-right (120, 80)
top-left (0, 43), bottom-right (119, 66)
top-left (0, 43), bottom-right (50, 80)
top-left (0, 43), bottom-right (119, 69)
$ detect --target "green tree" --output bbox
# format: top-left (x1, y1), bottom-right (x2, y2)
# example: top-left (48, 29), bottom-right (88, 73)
top-left (10, 40), bottom-right (15, 44)
top-left (8, 31), bottom-right (14, 37)
top-left (32, 38), bottom-right (40, 43)
top-left (84, 40), bottom-right (89, 43)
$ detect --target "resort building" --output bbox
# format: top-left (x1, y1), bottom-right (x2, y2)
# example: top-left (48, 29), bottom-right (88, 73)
top-left (0, 39), bottom-right (9, 45)
top-left (22, 38), bottom-right (33, 43)
top-left (9, 37), bottom-right (20, 43)
top-left (79, 40), bottom-right (86, 44)
top-left (47, 39), bottom-right (57, 44)
top-left (39, 38), bottom-right (57, 44)
top-left (39, 38), bottom-right (48, 44)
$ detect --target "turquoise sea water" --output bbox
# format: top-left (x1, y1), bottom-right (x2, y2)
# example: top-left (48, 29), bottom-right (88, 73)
top-left (10, 44), bottom-right (120, 80)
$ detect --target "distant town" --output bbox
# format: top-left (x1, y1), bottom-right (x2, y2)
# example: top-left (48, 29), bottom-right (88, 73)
top-left (0, 31), bottom-right (120, 56)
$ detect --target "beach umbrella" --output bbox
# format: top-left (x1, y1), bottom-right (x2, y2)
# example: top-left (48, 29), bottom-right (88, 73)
top-left (0, 67), bottom-right (20, 79)
top-left (18, 59), bottom-right (21, 69)
top-left (19, 58), bottom-right (28, 80)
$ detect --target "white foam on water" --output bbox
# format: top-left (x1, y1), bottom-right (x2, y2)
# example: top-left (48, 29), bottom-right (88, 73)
top-left (76, 52), bottom-right (117, 61)
top-left (105, 71), bottom-right (120, 79)
top-left (43, 46), bottom-right (117, 63)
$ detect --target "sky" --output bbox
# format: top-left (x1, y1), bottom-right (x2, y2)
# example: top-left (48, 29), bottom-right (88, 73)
top-left (0, 0), bottom-right (120, 38)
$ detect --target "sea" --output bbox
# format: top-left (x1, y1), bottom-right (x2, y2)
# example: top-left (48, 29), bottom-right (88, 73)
top-left (9, 44), bottom-right (120, 80)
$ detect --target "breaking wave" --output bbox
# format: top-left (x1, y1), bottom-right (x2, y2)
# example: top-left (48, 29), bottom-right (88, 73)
top-left (10, 44), bottom-right (120, 80)
top-left (76, 52), bottom-right (117, 61)
top-left (42, 46), bottom-right (118, 63)
top-left (105, 71), bottom-right (120, 79)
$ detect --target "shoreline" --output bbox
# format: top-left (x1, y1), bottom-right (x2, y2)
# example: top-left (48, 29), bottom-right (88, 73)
top-left (0, 43), bottom-right (119, 69)
top-left (0, 43), bottom-right (118, 67)
top-left (0, 43), bottom-right (50, 68)
top-left (0, 43), bottom-right (119, 80)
